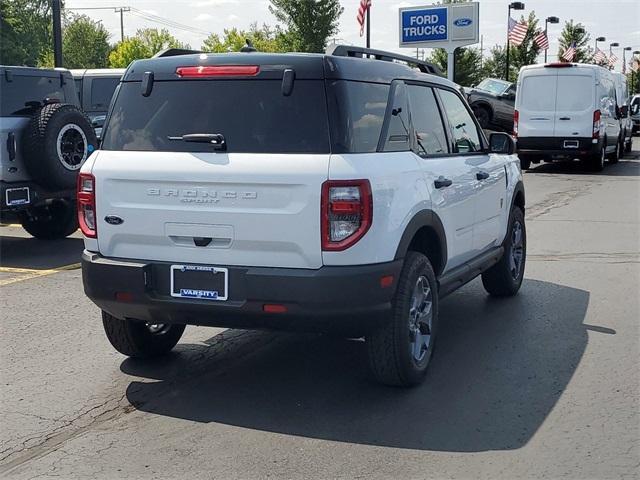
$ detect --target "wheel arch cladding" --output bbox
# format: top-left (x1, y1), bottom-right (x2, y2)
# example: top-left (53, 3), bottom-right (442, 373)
top-left (394, 210), bottom-right (447, 277)
top-left (512, 180), bottom-right (525, 212)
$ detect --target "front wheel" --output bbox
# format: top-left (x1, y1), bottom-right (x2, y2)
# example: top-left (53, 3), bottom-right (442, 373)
top-left (366, 252), bottom-right (439, 387)
top-left (19, 201), bottom-right (78, 239)
top-left (482, 206), bottom-right (526, 297)
top-left (102, 311), bottom-right (185, 358)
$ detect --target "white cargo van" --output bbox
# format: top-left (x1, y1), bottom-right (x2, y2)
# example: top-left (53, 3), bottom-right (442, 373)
top-left (515, 63), bottom-right (621, 171)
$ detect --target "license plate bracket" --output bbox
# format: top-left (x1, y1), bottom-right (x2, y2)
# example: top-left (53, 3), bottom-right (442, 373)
top-left (5, 187), bottom-right (30, 206)
top-left (563, 140), bottom-right (579, 149)
top-left (170, 265), bottom-right (228, 301)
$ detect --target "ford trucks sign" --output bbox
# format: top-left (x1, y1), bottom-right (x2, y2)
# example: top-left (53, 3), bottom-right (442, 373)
top-left (399, 2), bottom-right (479, 49)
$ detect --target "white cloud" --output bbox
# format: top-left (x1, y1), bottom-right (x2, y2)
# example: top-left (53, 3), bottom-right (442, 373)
top-left (195, 13), bottom-right (213, 22)
top-left (227, 14), bottom-right (239, 22)
top-left (192, 0), bottom-right (239, 7)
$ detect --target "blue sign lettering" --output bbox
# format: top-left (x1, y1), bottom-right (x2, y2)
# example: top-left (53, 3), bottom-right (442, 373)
top-left (401, 7), bottom-right (448, 44)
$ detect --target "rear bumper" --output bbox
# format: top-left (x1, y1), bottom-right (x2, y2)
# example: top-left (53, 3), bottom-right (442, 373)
top-left (0, 180), bottom-right (75, 215)
top-left (517, 137), bottom-right (601, 158)
top-left (82, 251), bottom-right (402, 333)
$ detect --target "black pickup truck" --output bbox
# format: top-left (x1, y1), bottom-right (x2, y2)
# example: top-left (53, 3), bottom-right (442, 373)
top-left (465, 78), bottom-right (516, 132)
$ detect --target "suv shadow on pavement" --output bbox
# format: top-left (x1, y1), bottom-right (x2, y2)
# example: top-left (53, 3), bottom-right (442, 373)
top-left (0, 234), bottom-right (83, 269)
top-left (526, 157), bottom-right (639, 176)
top-left (121, 278), bottom-right (591, 452)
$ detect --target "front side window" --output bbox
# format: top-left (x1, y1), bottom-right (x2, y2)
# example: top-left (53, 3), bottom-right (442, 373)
top-left (407, 85), bottom-right (449, 156)
top-left (437, 88), bottom-right (482, 153)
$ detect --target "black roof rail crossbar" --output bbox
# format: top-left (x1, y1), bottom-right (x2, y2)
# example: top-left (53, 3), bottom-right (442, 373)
top-left (153, 48), bottom-right (204, 58)
top-left (327, 44), bottom-right (443, 77)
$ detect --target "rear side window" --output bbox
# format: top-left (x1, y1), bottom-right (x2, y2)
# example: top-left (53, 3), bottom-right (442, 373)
top-left (381, 81), bottom-right (410, 152)
top-left (89, 77), bottom-right (120, 111)
top-left (102, 80), bottom-right (330, 154)
top-left (520, 75), bottom-right (556, 111)
top-left (0, 75), bottom-right (66, 116)
top-left (327, 80), bottom-right (389, 153)
top-left (437, 89), bottom-right (482, 153)
top-left (407, 85), bottom-right (449, 155)
top-left (556, 76), bottom-right (593, 111)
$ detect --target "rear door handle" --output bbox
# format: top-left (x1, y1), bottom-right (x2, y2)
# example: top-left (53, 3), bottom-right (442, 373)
top-left (476, 171), bottom-right (489, 181)
top-left (434, 176), bottom-right (453, 189)
top-left (7, 132), bottom-right (16, 161)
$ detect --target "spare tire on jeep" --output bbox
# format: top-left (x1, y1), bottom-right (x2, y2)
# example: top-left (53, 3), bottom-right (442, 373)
top-left (22, 103), bottom-right (97, 190)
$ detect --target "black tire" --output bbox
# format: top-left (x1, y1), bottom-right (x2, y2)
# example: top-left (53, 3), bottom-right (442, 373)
top-left (22, 103), bottom-right (98, 190)
top-left (607, 139), bottom-right (621, 164)
top-left (587, 143), bottom-right (606, 172)
top-left (624, 137), bottom-right (632, 154)
top-left (482, 206), bottom-right (526, 297)
top-left (519, 156), bottom-right (531, 171)
top-left (473, 106), bottom-right (491, 129)
top-left (18, 200), bottom-right (78, 239)
top-left (102, 311), bottom-right (186, 358)
top-left (366, 252), bottom-right (439, 387)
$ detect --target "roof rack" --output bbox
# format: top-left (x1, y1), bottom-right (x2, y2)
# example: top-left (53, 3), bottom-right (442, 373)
top-left (327, 44), bottom-right (443, 77)
top-left (153, 48), bottom-right (203, 58)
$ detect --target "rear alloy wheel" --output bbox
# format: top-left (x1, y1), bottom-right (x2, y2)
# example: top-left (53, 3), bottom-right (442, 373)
top-left (607, 140), bottom-right (621, 164)
top-left (519, 156), bottom-right (532, 171)
top-left (474, 107), bottom-right (491, 129)
top-left (366, 251), bottom-right (439, 387)
top-left (588, 144), bottom-right (606, 172)
top-left (482, 206), bottom-right (526, 297)
top-left (102, 311), bottom-right (185, 358)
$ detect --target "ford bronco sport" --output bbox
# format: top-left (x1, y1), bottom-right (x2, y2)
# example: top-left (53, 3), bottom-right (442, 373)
top-left (80, 46), bottom-right (526, 387)
top-left (1, 66), bottom-right (97, 238)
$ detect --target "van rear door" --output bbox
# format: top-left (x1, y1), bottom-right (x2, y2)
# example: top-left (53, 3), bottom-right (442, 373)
top-left (553, 69), bottom-right (595, 138)
top-left (517, 68), bottom-right (557, 138)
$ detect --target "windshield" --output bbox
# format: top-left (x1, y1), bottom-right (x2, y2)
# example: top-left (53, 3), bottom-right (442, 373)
top-left (101, 79), bottom-right (330, 154)
top-left (476, 78), bottom-right (511, 95)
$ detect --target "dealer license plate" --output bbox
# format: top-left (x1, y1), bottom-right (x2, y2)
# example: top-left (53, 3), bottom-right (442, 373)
top-left (170, 265), bottom-right (228, 301)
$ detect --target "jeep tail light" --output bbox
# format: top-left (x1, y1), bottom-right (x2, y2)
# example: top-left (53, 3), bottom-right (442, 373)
top-left (513, 109), bottom-right (519, 137)
top-left (321, 180), bottom-right (372, 251)
top-left (176, 65), bottom-right (259, 78)
top-left (593, 110), bottom-right (601, 139)
top-left (77, 172), bottom-right (96, 238)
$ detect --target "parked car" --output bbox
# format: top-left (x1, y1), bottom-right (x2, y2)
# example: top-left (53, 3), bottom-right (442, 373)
top-left (613, 72), bottom-right (633, 153)
top-left (515, 63), bottom-right (622, 171)
top-left (465, 78), bottom-right (516, 131)
top-left (631, 94), bottom-right (640, 134)
top-left (80, 46), bottom-right (526, 387)
top-left (71, 68), bottom-right (125, 138)
top-left (0, 66), bottom-right (97, 238)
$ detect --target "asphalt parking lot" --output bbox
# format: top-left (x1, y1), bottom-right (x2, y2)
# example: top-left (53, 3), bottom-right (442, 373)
top-left (1, 140), bottom-right (639, 479)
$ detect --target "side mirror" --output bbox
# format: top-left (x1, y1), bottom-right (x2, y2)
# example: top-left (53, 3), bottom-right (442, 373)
top-left (489, 132), bottom-right (516, 155)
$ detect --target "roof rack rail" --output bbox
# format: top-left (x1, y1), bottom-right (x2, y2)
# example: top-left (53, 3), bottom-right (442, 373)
top-left (153, 48), bottom-right (203, 58)
top-left (327, 44), bottom-right (443, 77)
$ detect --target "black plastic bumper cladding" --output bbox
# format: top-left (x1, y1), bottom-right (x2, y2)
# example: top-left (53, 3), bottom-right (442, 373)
top-left (82, 251), bottom-right (403, 332)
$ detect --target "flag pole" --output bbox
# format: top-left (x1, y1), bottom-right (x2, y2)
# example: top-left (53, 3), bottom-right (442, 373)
top-left (366, 6), bottom-right (370, 49)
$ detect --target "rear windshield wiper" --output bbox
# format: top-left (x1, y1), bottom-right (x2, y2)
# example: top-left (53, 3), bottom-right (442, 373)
top-left (167, 133), bottom-right (226, 150)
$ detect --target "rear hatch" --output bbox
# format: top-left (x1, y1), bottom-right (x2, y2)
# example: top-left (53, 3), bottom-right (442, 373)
top-left (94, 56), bottom-right (330, 269)
top-left (517, 67), bottom-right (558, 138)
top-left (553, 68), bottom-right (594, 138)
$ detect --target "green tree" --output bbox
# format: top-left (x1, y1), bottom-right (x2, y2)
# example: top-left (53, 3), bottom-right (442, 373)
top-left (268, 0), bottom-right (343, 53)
top-left (108, 28), bottom-right (189, 68)
top-left (558, 20), bottom-right (592, 63)
top-left (0, 0), bottom-right (53, 66)
top-left (108, 38), bottom-right (151, 68)
top-left (428, 47), bottom-right (484, 86)
top-left (481, 45), bottom-right (507, 79)
top-left (61, 14), bottom-right (110, 68)
top-left (201, 23), bottom-right (294, 53)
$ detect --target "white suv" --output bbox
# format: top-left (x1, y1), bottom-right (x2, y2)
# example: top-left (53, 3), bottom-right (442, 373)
top-left (79, 46), bottom-right (526, 387)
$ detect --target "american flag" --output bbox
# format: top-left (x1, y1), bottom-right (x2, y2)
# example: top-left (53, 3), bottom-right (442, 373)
top-left (562, 42), bottom-right (576, 62)
top-left (508, 17), bottom-right (528, 46)
top-left (357, 0), bottom-right (372, 37)
top-left (609, 53), bottom-right (618, 69)
top-left (533, 30), bottom-right (549, 50)
top-left (593, 48), bottom-right (607, 64)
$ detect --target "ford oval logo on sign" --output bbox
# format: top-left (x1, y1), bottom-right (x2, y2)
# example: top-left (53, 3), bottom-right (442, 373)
top-left (454, 18), bottom-right (472, 27)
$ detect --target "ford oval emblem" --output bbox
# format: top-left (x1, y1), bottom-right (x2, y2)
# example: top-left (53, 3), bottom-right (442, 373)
top-left (454, 18), bottom-right (473, 27)
top-left (104, 215), bottom-right (124, 225)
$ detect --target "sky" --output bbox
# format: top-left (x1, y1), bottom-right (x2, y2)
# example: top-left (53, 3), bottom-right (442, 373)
top-left (66, 0), bottom-right (640, 70)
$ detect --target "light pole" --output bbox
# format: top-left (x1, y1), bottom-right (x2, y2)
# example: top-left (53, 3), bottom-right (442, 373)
top-left (595, 36), bottom-right (605, 53)
top-left (623, 46), bottom-right (632, 74)
top-left (544, 16), bottom-right (559, 63)
top-left (610, 42), bottom-right (620, 70)
top-left (506, 2), bottom-right (525, 81)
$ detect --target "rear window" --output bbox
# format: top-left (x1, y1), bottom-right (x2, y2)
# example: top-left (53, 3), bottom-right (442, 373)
top-left (520, 75), bottom-right (556, 111)
top-left (89, 77), bottom-right (120, 111)
top-left (556, 76), bottom-right (593, 111)
top-left (101, 80), bottom-right (330, 154)
top-left (0, 75), bottom-right (66, 116)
